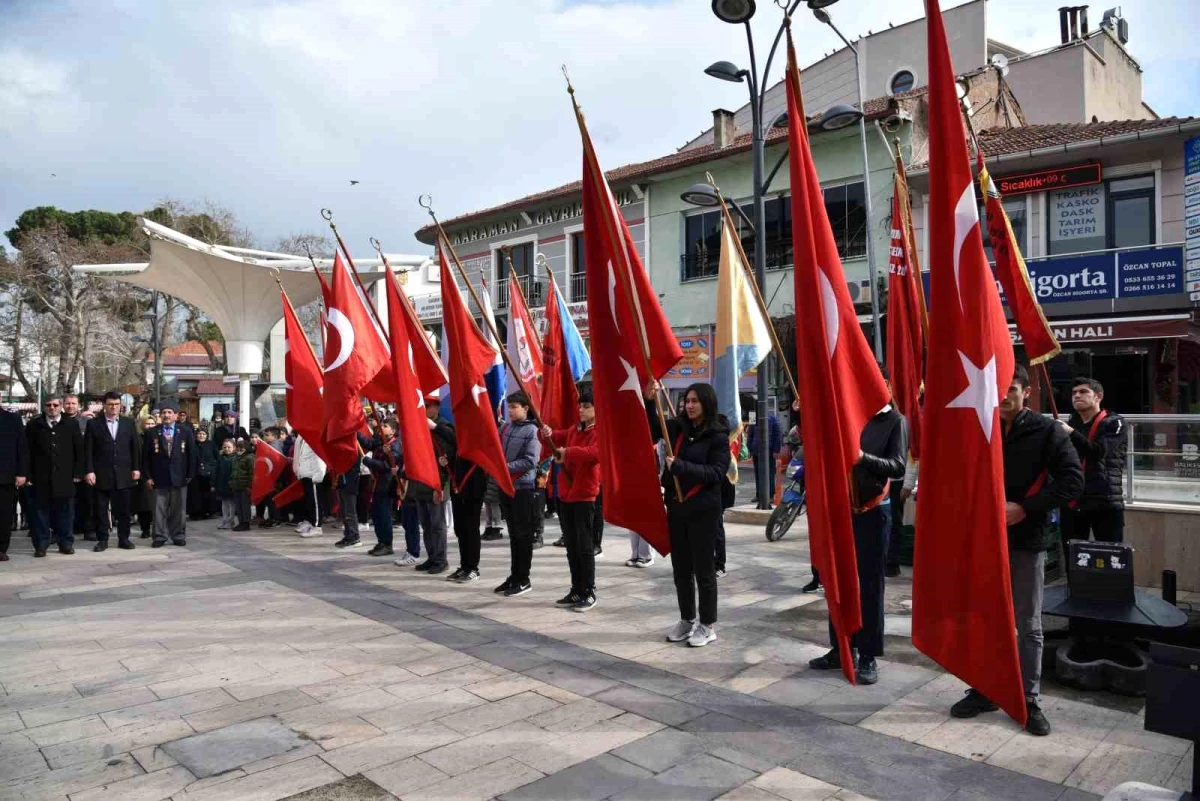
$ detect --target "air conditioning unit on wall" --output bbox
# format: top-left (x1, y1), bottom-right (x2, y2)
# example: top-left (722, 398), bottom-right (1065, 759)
top-left (846, 278), bottom-right (873, 305)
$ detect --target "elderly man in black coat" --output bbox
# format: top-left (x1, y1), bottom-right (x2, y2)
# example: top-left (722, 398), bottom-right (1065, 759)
top-left (143, 400), bottom-right (197, 547)
top-left (26, 396), bottom-right (85, 556)
top-left (0, 406), bottom-right (28, 561)
top-left (85, 391), bottom-right (141, 552)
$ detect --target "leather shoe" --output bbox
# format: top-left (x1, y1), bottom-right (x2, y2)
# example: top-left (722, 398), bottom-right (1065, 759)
top-left (34, 548), bottom-right (46, 557)
top-left (93, 542), bottom-right (108, 552)
top-left (59, 546), bottom-right (75, 555)
top-left (172, 539), bottom-right (186, 547)
top-left (118, 541), bottom-right (135, 550)
top-left (808, 649), bottom-right (843, 671)
top-left (151, 540), bottom-right (166, 548)
top-left (0, 552), bottom-right (9, 561)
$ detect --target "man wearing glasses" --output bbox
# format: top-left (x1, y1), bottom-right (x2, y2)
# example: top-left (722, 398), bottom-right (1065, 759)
top-left (25, 396), bottom-right (85, 556)
top-left (85, 392), bottom-right (140, 552)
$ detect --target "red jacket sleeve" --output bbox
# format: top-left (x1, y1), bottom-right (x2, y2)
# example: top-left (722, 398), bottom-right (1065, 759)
top-left (550, 427), bottom-right (570, 448)
top-left (562, 433), bottom-right (599, 472)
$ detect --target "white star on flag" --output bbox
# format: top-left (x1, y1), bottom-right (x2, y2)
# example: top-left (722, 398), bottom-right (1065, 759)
top-left (471, 383), bottom-right (487, 406)
top-left (946, 351), bottom-right (999, 442)
top-left (617, 357), bottom-right (640, 397)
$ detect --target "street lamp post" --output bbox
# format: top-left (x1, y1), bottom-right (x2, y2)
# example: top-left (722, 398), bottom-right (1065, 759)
top-left (812, 2), bottom-right (884, 364)
top-left (133, 290), bottom-right (163, 410)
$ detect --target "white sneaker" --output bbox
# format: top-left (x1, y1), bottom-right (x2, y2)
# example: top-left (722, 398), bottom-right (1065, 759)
top-left (359, 523), bottom-right (372, 533)
top-left (625, 558), bottom-right (640, 567)
top-left (295, 522), bottom-right (312, 535)
top-left (636, 557), bottom-right (654, 568)
top-left (666, 620), bottom-right (695, 643)
top-left (393, 553), bottom-right (418, 566)
top-left (688, 623), bottom-right (716, 648)
top-left (299, 526), bottom-right (323, 539)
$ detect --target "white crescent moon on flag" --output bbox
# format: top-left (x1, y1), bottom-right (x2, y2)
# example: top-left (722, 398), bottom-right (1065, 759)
top-left (607, 260), bottom-right (620, 334)
top-left (952, 183), bottom-right (980, 309)
top-left (282, 340), bottom-right (293, 390)
top-left (256, 457), bottom-right (272, 475)
top-left (817, 269), bottom-right (840, 359)
top-left (325, 308), bottom-right (355, 373)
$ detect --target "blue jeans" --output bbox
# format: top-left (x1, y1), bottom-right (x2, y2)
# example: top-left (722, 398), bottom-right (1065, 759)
top-left (371, 494), bottom-right (394, 546)
top-left (401, 502), bottom-right (421, 558)
top-left (33, 494), bottom-right (74, 550)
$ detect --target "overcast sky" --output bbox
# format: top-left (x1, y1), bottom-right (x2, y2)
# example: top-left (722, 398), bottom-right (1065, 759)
top-left (2, 0), bottom-right (1196, 257)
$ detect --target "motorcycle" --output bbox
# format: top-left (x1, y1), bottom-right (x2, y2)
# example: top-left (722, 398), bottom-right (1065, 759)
top-left (765, 453), bottom-right (806, 542)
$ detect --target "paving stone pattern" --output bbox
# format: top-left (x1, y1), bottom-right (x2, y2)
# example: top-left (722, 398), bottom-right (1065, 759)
top-left (0, 515), bottom-right (1193, 800)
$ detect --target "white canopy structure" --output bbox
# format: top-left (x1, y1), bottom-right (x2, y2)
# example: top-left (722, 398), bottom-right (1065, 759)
top-left (74, 218), bottom-right (431, 416)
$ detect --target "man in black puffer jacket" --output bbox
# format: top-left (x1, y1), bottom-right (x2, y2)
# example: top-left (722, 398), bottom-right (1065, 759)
top-left (1059, 377), bottom-right (1126, 543)
top-left (950, 364), bottom-right (1082, 738)
top-left (808, 404), bottom-right (908, 685)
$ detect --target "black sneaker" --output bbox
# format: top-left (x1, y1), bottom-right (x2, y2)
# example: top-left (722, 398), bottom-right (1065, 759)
top-left (335, 538), bottom-right (363, 549)
top-left (556, 591), bottom-right (582, 606)
top-left (446, 568), bottom-right (466, 581)
top-left (592, 546), bottom-right (602, 558)
top-left (856, 657), bottom-right (879, 685)
top-left (801, 577), bottom-right (822, 593)
top-left (551, 538), bottom-right (565, 547)
top-left (950, 689), bottom-right (999, 719)
top-left (456, 569), bottom-right (480, 583)
top-left (427, 564), bottom-right (447, 575)
top-left (367, 544), bottom-right (394, 557)
top-left (481, 528), bottom-right (503, 541)
top-left (494, 578), bottom-right (512, 594)
top-left (715, 568), bottom-right (726, 579)
top-left (573, 593), bottom-right (597, 612)
top-left (885, 564), bottom-right (902, 578)
top-left (808, 649), bottom-right (842, 671)
top-left (1025, 699), bottom-right (1051, 736)
top-left (532, 537), bottom-right (544, 551)
top-left (415, 560), bottom-right (432, 571)
top-left (503, 580), bottom-right (532, 597)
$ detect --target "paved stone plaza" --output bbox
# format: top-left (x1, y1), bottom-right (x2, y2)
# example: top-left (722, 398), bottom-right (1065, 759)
top-left (0, 517), bottom-right (1193, 801)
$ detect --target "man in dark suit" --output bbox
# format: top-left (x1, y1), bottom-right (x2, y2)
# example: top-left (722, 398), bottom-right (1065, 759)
top-left (144, 399), bottom-right (197, 547)
top-left (212, 410), bottom-right (249, 452)
top-left (85, 391), bottom-right (140, 552)
top-left (0, 406), bottom-right (28, 561)
top-left (26, 396), bottom-right (85, 556)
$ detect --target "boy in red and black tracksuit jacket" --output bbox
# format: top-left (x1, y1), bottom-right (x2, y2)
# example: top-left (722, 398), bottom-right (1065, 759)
top-left (541, 390), bottom-right (600, 611)
top-left (1060, 377), bottom-right (1126, 543)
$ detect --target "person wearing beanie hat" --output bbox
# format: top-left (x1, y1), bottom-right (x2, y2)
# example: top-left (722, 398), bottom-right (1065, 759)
top-left (540, 390), bottom-right (600, 611)
top-left (212, 409), bottom-right (249, 453)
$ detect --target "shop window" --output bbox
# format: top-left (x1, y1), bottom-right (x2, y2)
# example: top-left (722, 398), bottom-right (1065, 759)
top-left (1047, 174), bottom-right (1155, 256)
top-left (982, 197), bottom-right (1028, 261)
top-left (569, 232), bottom-right (586, 301)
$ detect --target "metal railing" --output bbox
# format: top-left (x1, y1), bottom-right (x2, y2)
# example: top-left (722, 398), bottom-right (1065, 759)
top-left (569, 272), bottom-right (586, 302)
top-left (1121, 414), bottom-right (1200, 507)
top-left (495, 277), bottom-right (545, 312)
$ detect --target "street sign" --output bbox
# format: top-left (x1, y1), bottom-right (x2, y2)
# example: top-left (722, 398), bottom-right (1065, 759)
top-left (1186, 136), bottom-right (1200, 306)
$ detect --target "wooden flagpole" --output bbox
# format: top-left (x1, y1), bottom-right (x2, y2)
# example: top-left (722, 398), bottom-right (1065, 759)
top-left (369, 237), bottom-right (449, 386)
top-left (565, 70), bottom-right (682, 501)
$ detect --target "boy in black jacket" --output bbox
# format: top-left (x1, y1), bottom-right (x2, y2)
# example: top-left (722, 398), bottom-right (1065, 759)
top-left (950, 364), bottom-right (1082, 737)
top-left (1060, 377), bottom-right (1126, 543)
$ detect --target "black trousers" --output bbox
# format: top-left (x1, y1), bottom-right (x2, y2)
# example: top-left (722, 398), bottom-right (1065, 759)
top-left (561, 500), bottom-right (597, 594)
top-left (452, 492), bottom-right (484, 572)
top-left (356, 476), bottom-right (373, 523)
top-left (94, 487), bottom-right (132, 544)
top-left (74, 481), bottom-right (94, 534)
top-left (1062, 507), bottom-right (1124, 543)
top-left (715, 521), bottom-right (726, 571)
top-left (0, 483), bottom-right (15, 553)
top-left (501, 489), bottom-right (537, 584)
top-left (886, 480), bottom-right (906, 569)
top-left (828, 503), bottom-right (891, 659)
top-left (668, 503), bottom-right (720, 625)
top-left (592, 490), bottom-right (604, 548)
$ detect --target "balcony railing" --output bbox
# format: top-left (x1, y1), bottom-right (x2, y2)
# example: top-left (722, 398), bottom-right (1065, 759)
top-left (569, 272), bottom-right (587, 302)
top-left (679, 239), bottom-right (799, 283)
top-left (495, 277), bottom-right (545, 312)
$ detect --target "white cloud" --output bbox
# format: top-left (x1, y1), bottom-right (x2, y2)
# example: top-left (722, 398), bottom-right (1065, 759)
top-left (1, 0), bottom-right (1195, 257)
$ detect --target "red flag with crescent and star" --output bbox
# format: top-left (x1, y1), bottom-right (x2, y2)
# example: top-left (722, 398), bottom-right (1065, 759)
top-left (912, 0), bottom-right (1026, 726)
top-left (574, 89), bottom-right (682, 555)
top-left (251, 440), bottom-right (288, 504)
top-left (784, 23), bottom-right (891, 685)
top-left (540, 274), bottom-right (580, 431)
top-left (384, 267), bottom-right (440, 491)
top-left (281, 290), bottom-right (330, 467)
top-left (322, 251), bottom-right (390, 444)
top-left (438, 243), bottom-right (516, 497)
top-left (886, 169), bottom-right (926, 461)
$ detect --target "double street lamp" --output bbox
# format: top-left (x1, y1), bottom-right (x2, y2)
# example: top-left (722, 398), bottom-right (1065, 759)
top-left (683, 0), bottom-right (880, 509)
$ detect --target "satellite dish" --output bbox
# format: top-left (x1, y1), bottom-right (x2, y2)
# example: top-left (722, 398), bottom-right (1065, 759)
top-left (991, 53), bottom-right (1010, 77)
